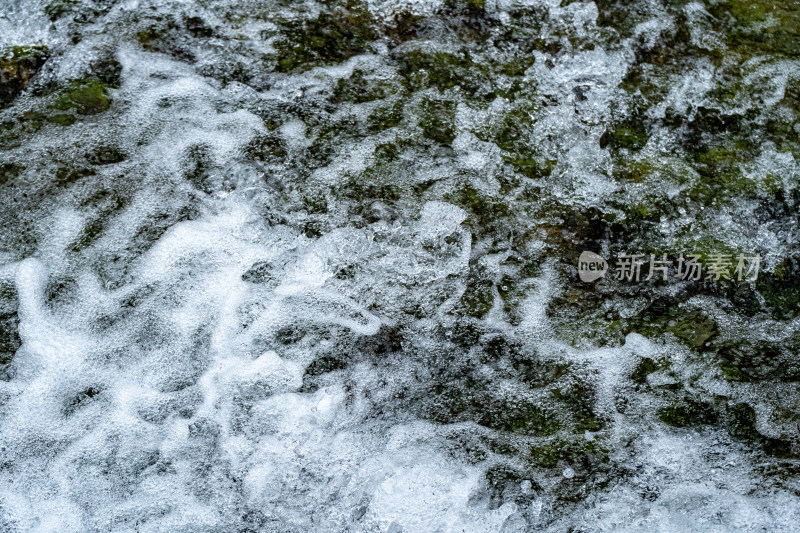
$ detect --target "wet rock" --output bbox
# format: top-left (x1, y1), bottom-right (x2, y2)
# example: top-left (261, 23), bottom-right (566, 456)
top-left (0, 45), bottom-right (49, 107)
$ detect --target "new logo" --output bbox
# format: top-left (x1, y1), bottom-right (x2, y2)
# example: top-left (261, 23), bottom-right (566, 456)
top-left (578, 251), bottom-right (608, 282)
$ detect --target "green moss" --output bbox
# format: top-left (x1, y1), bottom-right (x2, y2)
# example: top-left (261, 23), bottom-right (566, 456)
top-left (480, 106), bottom-right (558, 179)
top-left (137, 28), bottom-right (160, 49)
top-left (332, 69), bottom-right (398, 103)
top-left (600, 123), bottom-right (649, 151)
top-left (396, 47), bottom-right (493, 99)
top-left (419, 96), bottom-right (456, 144)
top-left (715, 334), bottom-right (800, 383)
top-left (630, 357), bottom-right (658, 385)
top-left (490, 404), bottom-right (561, 435)
top-left (692, 146), bottom-right (747, 188)
top-left (47, 113), bottom-right (76, 126)
top-left (673, 235), bottom-right (738, 268)
top-left (551, 376), bottom-right (605, 432)
top-left (486, 106), bottom-right (537, 153)
top-left (374, 142), bottom-right (400, 161)
top-left (244, 133), bottom-right (287, 161)
top-left (55, 164), bottom-right (95, 186)
top-left (659, 396), bottom-right (717, 428)
top-left (464, 0), bottom-right (486, 9)
top-left (366, 101), bottom-right (404, 132)
top-left (50, 79), bottom-right (111, 120)
top-left (273, 6), bottom-right (377, 73)
top-left (665, 311), bottom-right (718, 349)
top-left (611, 159), bottom-right (658, 183)
top-left (726, 402), bottom-right (796, 458)
top-left (0, 44), bottom-right (49, 106)
top-left (505, 155), bottom-right (556, 180)
top-left (446, 184), bottom-right (510, 234)
top-left (627, 304), bottom-right (718, 351)
top-left (458, 277), bottom-right (494, 319)
top-left (340, 167), bottom-right (402, 208)
top-left (498, 57), bottom-right (535, 77)
top-left (755, 257), bottom-right (800, 319)
top-left (529, 436), bottom-right (608, 469)
top-left (708, 0), bottom-right (800, 58)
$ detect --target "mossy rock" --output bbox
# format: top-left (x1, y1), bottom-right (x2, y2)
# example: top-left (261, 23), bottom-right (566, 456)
top-left (458, 276), bottom-right (494, 319)
top-left (600, 123), bottom-right (649, 151)
top-left (0, 44), bottom-right (49, 107)
top-left (71, 216), bottom-right (108, 252)
top-left (273, 6), bottom-right (377, 73)
top-left (505, 155), bottom-right (556, 180)
top-left (482, 105), bottom-right (538, 154)
top-left (86, 145), bottom-right (126, 165)
top-left (300, 355), bottom-right (347, 392)
top-left (0, 283), bottom-right (20, 378)
top-left (44, 0), bottom-right (78, 21)
top-left (55, 164), bottom-right (95, 187)
top-left (755, 256), bottom-right (800, 319)
top-left (69, 187), bottom-right (126, 252)
top-left (51, 79), bottom-right (112, 119)
top-left (481, 463), bottom-right (538, 509)
top-left (136, 15), bottom-right (195, 61)
top-left (419, 96), bottom-right (456, 144)
top-left (396, 48), bottom-right (490, 98)
top-left (445, 184), bottom-right (510, 235)
top-left (630, 305), bottom-right (718, 351)
top-left (715, 334), bottom-right (800, 383)
top-left (0, 163), bottom-right (22, 186)
top-left (88, 55), bottom-right (124, 89)
top-left (340, 168), bottom-right (402, 206)
top-left (630, 356), bottom-right (659, 385)
top-left (479, 106), bottom-right (557, 179)
top-left (484, 402), bottom-right (561, 436)
top-left (726, 402), bottom-right (797, 458)
top-left (0, 311), bottom-right (21, 367)
top-left (685, 145), bottom-right (761, 204)
top-left (181, 143), bottom-right (217, 193)
top-left (452, 0), bottom-right (486, 11)
top-left (272, 325), bottom-right (305, 345)
top-left (244, 133), bottom-right (287, 161)
top-left (708, 0), bottom-right (800, 58)
top-left (658, 395), bottom-right (717, 428)
top-left (528, 436), bottom-right (608, 470)
top-left (366, 101), bottom-right (404, 133)
top-left (332, 69), bottom-right (399, 104)
top-left (422, 371), bottom-right (562, 436)
top-left (549, 369), bottom-right (605, 432)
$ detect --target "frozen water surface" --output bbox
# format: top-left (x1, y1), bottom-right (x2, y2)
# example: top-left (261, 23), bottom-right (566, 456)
top-left (0, 0), bottom-right (799, 531)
